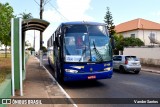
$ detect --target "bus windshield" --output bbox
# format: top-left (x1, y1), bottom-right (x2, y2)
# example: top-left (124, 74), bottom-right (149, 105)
top-left (63, 25), bottom-right (112, 62)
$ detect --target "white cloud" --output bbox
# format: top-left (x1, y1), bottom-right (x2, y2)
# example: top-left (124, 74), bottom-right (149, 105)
top-left (151, 11), bottom-right (160, 16)
top-left (43, 9), bottom-right (63, 23)
top-left (43, 0), bottom-right (93, 23)
top-left (42, 0), bottom-right (94, 49)
top-left (57, 0), bottom-right (93, 21)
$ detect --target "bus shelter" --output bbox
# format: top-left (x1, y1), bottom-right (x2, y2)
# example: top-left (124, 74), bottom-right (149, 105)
top-left (11, 18), bottom-right (49, 96)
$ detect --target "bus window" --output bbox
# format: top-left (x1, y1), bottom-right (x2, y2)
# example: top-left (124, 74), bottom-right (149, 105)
top-left (65, 37), bottom-right (75, 46)
top-left (65, 37), bottom-right (76, 55)
top-left (76, 36), bottom-right (83, 49)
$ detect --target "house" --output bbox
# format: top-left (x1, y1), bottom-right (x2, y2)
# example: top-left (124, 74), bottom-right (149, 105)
top-left (115, 18), bottom-right (160, 45)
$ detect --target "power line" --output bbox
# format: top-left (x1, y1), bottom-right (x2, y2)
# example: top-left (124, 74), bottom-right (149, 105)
top-left (34, 0), bottom-right (40, 6)
top-left (33, 0), bottom-right (69, 21)
top-left (34, 0), bottom-right (50, 6)
top-left (48, 2), bottom-right (69, 21)
top-left (43, 0), bottom-right (51, 6)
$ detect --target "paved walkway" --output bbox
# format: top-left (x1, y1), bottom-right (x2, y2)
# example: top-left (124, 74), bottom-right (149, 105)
top-left (142, 65), bottom-right (160, 74)
top-left (8, 56), bottom-right (75, 107)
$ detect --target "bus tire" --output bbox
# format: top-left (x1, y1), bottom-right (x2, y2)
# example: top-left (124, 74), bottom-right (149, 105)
top-left (54, 62), bottom-right (59, 80)
top-left (48, 58), bottom-right (50, 65)
top-left (54, 62), bottom-right (62, 82)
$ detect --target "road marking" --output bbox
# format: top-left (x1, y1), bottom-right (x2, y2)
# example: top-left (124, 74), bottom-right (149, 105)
top-left (35, 57), bottom-right (78, 107)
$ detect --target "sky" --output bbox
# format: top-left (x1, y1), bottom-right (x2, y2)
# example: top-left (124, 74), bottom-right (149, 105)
top-left (1, 0), bottom-right (160, 51)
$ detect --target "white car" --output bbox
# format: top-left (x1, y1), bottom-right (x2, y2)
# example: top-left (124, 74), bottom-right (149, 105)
top-left (113, 55), bottom-right (141, 74)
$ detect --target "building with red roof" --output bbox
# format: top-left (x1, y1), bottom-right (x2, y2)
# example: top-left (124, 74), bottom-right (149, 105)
top-left (115, 18), bottom-right (160, 45)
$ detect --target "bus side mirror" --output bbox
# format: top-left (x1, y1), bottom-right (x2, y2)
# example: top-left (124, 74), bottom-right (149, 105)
top-left (110, 35), bottom-right (115, 49)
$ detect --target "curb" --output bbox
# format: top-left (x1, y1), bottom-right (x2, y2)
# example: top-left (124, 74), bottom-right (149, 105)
top-left (42, 66), bottom-right (77, 107)
top-left (35, 57), bottom-right (78, 107)
top-left (142, 68), bottom-right (160, 74)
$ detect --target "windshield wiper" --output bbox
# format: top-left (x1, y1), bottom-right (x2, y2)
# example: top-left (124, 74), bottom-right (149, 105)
top-left (93, 41), bottom-right (103, 62)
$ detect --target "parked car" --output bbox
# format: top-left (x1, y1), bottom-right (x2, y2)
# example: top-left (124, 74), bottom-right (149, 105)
top-left (113, 55), bottom-right (141, 74)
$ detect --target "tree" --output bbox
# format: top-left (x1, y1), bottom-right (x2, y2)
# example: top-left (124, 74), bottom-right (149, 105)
top-left (25, 40), bottom-right (31, 48)
top-left (0, 2), bottom-right (14, 57)
top-left (113, 34), bottom-right (124, 55)
top-left (123, 37), bottom-right (144, 47)
top-left (113, 33), bottom-right (144, 55)
top-left (41, 46), bottom-right (47, 53)
top-left (19, 12), bottom-right (33, 52)
top-left (27, 47), bottom-right (35, 51)
top-left (19, 12), bottom-right (33, 19)
top-left (104, 7), bottom-right (115, 36)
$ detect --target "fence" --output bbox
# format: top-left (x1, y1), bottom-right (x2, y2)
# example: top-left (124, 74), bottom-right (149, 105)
top-left (123, 47), bottom-right (160, 66)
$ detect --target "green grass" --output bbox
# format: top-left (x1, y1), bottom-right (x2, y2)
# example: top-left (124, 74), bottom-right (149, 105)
top-left (0, 70), bottom-right (10, 83)
top-left (0, 52), bottom-right (29, 83)
top-left (0, 57), bottom-right (11, 83)
top-left (0, 53), bottom-right (11, 58)
top-left (0, 71), bottom-right (5, 83)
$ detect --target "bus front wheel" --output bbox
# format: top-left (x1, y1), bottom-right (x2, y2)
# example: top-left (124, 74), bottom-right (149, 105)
top-left (54, 62), bottom-right (63, 82)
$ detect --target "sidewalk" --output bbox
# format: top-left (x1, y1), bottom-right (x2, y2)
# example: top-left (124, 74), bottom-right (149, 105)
top-left (141, 65), bottom-right (160, 74)
top-left (8, 56), bottom-right (75, 107)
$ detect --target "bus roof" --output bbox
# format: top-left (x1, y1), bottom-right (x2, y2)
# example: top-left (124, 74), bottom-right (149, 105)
top-left (61, 21), bottom-right (106, 26)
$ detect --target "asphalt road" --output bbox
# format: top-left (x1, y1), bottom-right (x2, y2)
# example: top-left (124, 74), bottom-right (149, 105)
top-left (43, 56), bottom-right (160, 107)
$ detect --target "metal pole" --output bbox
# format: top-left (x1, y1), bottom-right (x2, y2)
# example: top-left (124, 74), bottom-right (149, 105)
top-left (11, 18), bottom-right (15, 96)
top-left (19, 18), bottom-right (23, 96)
top-left (33, 30), bottom-right (35, 50)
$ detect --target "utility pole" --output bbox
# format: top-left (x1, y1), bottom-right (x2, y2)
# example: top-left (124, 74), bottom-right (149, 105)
top-left (40, 0), bottom-right (44, 50)
top-left (33, 30), bottom-right (35, 50)
top-left (39, 0), bottom-right (44, 66)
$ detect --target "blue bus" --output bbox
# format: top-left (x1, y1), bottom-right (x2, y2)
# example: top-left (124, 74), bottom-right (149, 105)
top-left (47, 21), bottom-right (114, 82)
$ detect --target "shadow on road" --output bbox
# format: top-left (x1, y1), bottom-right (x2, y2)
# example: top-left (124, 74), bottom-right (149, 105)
top-left (61, 80), bottom-right (106, 89)
top-left (113, 69), bottom-right (141, 75)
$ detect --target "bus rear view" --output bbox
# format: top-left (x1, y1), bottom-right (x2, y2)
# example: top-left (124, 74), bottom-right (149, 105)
top-left (50, 22), bottom-right (113, 82)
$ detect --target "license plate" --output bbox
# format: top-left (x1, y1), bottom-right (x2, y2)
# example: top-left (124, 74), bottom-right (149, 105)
top-left (88, 75), bottom-right (96, 79)
top-left (132, 63), bottom-right (137, 65)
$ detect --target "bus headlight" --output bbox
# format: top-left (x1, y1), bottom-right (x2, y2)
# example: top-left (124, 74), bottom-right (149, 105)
top-left (65, 69), bottom-right (78, 73)
top-left (104, 67), bottom-right (112, 71)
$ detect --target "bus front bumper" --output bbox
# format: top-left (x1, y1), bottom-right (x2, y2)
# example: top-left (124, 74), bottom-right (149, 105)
top-left (63, 70), bottom-right (113, 82)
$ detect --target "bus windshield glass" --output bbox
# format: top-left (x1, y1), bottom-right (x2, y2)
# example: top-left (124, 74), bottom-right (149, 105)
top-left (63, 24), bottom-right (112, 62)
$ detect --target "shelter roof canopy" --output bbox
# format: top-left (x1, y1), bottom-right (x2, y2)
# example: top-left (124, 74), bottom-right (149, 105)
top-left (22, 18), bottom-right (49, 32)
